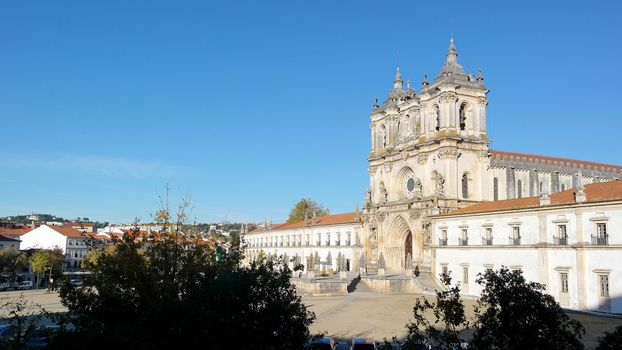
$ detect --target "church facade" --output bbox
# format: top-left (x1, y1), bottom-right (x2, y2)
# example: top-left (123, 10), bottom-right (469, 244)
top-left (361, 37), bottom-right (622, 274)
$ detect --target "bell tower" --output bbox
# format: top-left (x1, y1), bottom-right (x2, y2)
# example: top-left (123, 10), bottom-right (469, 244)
top-left (363, 37), bottom-right (491, 271)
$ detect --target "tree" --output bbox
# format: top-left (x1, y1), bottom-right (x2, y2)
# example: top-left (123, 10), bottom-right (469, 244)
top-left (29, 249), bottom-right (65, 289)
top-left (287, 198), bottom-right (330, 223)
top-left (0, 248), bottom-right (28, 286)
top-left (29, 250), bottom-right (49, 290)
top-left (403, 273), bottom-right (468, 350)
top-left (596, 325), bottom-right (622, 350)
top-left (51, 197), bottom-right (315, 350)
top-left (470, 267), bottom-right (585, 350)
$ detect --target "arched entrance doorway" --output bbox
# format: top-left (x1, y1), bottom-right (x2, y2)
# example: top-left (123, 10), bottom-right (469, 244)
top-left (404, 231), bottom-right (412, 267)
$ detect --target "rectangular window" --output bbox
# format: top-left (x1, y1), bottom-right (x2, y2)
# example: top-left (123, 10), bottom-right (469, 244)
top-left (326, 233), bottom-right (331, 246)
top-left (600, 274), bottom-right (609, 297)
top-left (460, 229), bottom-right (468, 246)
top-left (557, 225), bottom-right (568, 245)
top-left (439, 229), bottom-right (448, 246)
top-left (560, 272), bottom-right (569, 293)
top-left (463, 267), bottom-right (469, 284)
top-left (483, 227), bottom-right (493, 245)
top-left (593, 223), bottom-right (608, 245)
top-left (442, 265), bottom-right (448, 276)
top-left (316, 233), bottom-right (321, 246)
top-left (346, 233), bottom-right (351, 246)
top-left (510, 226), bottom-right (521, 245)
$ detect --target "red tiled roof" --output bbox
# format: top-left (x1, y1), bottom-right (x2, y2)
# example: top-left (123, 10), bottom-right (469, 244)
top-left (247, 212), bottom-right (361, 234)
top-left (47, 225), bottom-right (86, 238)
top-left (491, 150), bottom-right (622, 172)
top-left (443, 180), bottom-right (622, 216)
top-left (0, 227), bottom-right (33, 236)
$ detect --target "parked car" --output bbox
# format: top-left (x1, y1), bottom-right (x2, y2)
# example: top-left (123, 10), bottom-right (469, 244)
top-left (68, 279), bottom-right (83, 286)
top-left (0, 282), bottom-right (11, 291)
top-left (0, 324), bottom-right (19, 342)
top-left (335, 342), bottom-right (350, 350)
top-left (15, 281), bottom-right (32, 290)
top-left (25, 325), bottom-right (59, 349)
top-left (350, 338), bottom-right (377, 350)
top-left (306, 336), bottom-right (336, 350)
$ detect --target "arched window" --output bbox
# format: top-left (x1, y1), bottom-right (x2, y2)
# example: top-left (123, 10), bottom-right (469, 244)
top-left (459, 103), bottom-right (468, 131)
top-left (381, 125), bottom-right (386, 148)
top-left (462, 173), bottom-right (469, 198)
top-left (434, 106), bottom-right (440, 131)
top-left (517, 180), bottom-right (523, 198)
top-left (493, 177), bottom-right (499, 201)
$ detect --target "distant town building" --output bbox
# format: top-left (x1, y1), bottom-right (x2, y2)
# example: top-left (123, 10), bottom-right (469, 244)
top-left (0, 234), bottom-right (20, 250)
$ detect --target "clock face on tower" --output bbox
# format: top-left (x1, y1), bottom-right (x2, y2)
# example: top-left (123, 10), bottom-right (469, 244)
top-left (401, 169), bottom-right (417, 199)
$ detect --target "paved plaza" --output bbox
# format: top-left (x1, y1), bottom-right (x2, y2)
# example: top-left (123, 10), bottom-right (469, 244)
top-left (1, 288), bottom-right (621, 349)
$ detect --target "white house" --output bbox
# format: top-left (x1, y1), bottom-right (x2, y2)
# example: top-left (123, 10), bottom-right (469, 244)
top-left (431, 180), bottom-right (622, 313)
top-left (244, 212), bottom-right (364, 273)
top-left (20, 224), bottom-right (92, 269)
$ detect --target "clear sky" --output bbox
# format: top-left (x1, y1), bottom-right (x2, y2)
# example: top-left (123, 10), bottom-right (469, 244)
top-left (1, 0), bottom-right (621, 224)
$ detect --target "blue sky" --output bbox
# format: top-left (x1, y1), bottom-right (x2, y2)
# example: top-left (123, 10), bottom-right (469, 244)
top-left (1, 1), bottom-right (621, 224)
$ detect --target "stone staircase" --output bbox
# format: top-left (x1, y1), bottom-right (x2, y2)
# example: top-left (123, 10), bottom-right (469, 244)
top-left (365, 261), bottom-right (378, 275)
top-left (412, 266), bottom-right (444, 293)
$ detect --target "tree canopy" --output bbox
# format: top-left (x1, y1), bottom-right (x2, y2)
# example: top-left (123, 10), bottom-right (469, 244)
top-left (287, 198), bottom-right (329, 223)
top-left (51, 200), bottom-right (315, 350)
top-left (402, 267), bottom-right (585, 350)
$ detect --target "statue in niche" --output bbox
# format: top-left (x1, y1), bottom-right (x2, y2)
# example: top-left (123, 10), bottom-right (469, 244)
top-left (414, 178), bottom-right (423, 199)
top-left (369, 227), bottom-right (378, 248)
top-left (365, 190), bottom-right (373, 208)
top-left (379, 182), bottom-right (388, 204)
top-left (434, 171), bottom-right (445, 198)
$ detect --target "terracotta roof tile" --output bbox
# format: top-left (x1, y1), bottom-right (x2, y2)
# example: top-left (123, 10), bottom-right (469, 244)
top-left (48, 225), bottom-right (86, 238)
top-left (0, 227), bottom-right (33, 236)
top-left (491, 150), bottom-right (622, 172)
top-left (444, 180), bottom-right (622, 216)
top-left (247, 212), bottom-right (361, 234)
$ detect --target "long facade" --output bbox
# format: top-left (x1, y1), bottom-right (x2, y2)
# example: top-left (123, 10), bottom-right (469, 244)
top-left (244, 213), bottom-right (363, 272)
top-left (431, 180), bottom-right (622, 313)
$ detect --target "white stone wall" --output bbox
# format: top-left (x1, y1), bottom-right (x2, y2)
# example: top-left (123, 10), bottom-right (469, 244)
top-left (244, 223), bottom-right (363, 272)
top-left (432, 202), bottom-right (622, 313)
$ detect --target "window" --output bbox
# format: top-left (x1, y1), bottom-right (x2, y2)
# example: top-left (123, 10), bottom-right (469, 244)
top-left (593, 223), bottom-right (608, 245)
top-left (560, 272), bottom-right (569, 293)
top-left (599, 274), bottom-right (609, 297)
top-left (316, 233), bottom-right (321, 246)
top-left (439, 229), bottom-right (448, 246)
top-left (463, 267), bottom-right (469, 284)
top-left (493, 178), bottom-right (499, 201)
top-left (557, 225), bottom-right (568, 245)
top-left (510, 226), bottom-right (521, 245)
top-left (434, 106), bottom-right (440, 131)
top-left (442, 265), bottom-right (448, 276)
top-left (561, 184), bottom-right (566, 191)
top-left (539, 181), bottom-right (544, 194)
top-left (460, 229), bottom-right (468, 246)
top-left (459, 103), bottom-right (467, 131)
top-left (462, 173), bottom-right (469, 199)
top-left (346, 233), bottom-right (351, 246)
top-left (483, 227), bottom-right (493, 245)
top-left (517, 180), bottom-right (522, 198)
top-left (336, 233), bottom-right (341, 246)
top-left (326, 233), bottom-right (331, 246)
